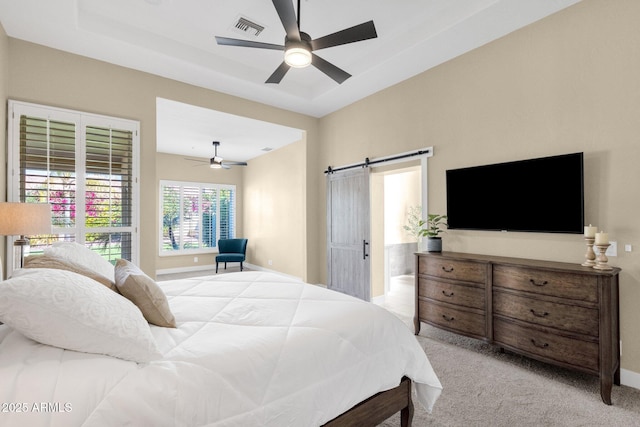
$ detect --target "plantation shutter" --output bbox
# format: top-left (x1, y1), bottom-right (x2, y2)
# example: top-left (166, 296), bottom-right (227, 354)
top-left (84, 125), bottom-right (135, 262)
top-left (219, 188), bottom-right (235, 240)
top-left (159, 181), bottom-right (236, 255)
top-left (201, 187), bottom-right (216, 248)
top-left (18, 114), bottom-right (78, 252)
top-left (7, 101), bottom-right (139, 275)
top-left (161, 184), bottom-right (181, 251)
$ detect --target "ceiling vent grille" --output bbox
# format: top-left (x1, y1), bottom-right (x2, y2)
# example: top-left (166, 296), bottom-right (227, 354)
top-left (232, 16), bottom-right (265, 37)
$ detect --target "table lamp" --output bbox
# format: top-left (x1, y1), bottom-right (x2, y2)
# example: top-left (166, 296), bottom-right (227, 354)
top-left (0, 203), bottom-right (52, 272)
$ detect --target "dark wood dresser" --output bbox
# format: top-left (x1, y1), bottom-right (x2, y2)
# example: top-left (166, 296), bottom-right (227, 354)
top-left (415, 251), bottom-right (620, 404)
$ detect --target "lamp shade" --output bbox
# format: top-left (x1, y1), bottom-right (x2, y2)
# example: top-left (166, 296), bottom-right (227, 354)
top-left (0, 203), bottom-right (52, 236)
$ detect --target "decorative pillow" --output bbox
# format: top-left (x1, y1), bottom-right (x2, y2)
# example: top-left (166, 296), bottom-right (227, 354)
top-left (0, 268), bottom-right (161, 363)
top-left (23, 255), bottom-right (117, 292)
top-left (44, 242), bottom-right (115, 282)
top-left (114, 259), bottom-right (176, 328)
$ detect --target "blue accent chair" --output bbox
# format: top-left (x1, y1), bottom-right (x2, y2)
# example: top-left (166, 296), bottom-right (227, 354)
top-left (215, 238), bottom-right (248, 273)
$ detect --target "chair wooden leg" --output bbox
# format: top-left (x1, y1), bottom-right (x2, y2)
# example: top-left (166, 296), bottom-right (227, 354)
top-left (240, 262), bottom-right (243, 271)
top-left (224, 262), bottom-right (227, 270)
top-left (215, 262), bottom-right (218, 273)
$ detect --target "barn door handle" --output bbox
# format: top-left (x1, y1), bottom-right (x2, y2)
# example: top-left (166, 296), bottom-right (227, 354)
top-left (363, 240), bottom-right (369, 260)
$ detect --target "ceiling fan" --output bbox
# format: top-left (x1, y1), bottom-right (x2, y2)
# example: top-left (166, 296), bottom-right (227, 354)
top-left (186, 141), bottom-right (248, 169)
top-left (215, 0), bottom-right (378, 84)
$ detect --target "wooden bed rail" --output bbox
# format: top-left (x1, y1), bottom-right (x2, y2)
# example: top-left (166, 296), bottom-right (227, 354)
top-left (322, 376), bottom-right (414, 427)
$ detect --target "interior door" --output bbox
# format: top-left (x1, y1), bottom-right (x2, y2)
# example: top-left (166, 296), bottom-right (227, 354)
top-left (326, 168), bottom-right (371, 301)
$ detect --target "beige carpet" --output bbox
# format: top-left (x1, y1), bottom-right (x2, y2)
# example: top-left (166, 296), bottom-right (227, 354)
top-left (376, 276), bottom-right (640, 426)
top-left (377, 325), bottom-right (640, 426)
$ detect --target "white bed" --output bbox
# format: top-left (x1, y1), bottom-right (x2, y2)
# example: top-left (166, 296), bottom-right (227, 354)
top-left (0, 259), bottom-right (441, 427)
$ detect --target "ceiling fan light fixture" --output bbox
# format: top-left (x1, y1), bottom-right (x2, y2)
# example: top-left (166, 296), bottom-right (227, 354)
top-left (210, 156), bottom-right (223, 169)
top-left (284, 46), bottom-right (311, 68)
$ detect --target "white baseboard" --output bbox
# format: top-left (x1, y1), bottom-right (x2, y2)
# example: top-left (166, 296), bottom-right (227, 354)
top-left (621, 368), bottom-right (640, 390)
top-left (156, 263), bottom-right (303, 282)
top-left (156, 264), bottom-right (217, 275)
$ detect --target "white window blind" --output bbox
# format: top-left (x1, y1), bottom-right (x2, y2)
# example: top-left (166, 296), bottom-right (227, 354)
top-left (7, 101), bottom-right (139, 275)
top-left (160, 180), bottom-right (236, 255)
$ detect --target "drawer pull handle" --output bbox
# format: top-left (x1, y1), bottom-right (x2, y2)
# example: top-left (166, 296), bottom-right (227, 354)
top-left (530, 339), bottom-right (549, 349)
top-left (442, 266), bottom-right (454, 273)
top-left (530, 309), bottom-right (549, 318)
top-left (442, 290), bottom-right (454, 297)
top-left (529, 279), bottom-right (548, 287)
top-left (442, 314), bottom-right (455, 322)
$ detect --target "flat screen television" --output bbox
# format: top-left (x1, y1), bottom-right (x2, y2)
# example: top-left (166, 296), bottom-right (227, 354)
top-left (446, 152), bottom-right (584, 234)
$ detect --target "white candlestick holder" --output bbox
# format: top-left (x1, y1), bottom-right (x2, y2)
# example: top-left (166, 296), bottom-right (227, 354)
top-left (581, 236), bottom-right (596, 267)
top-left (593, 244), bottom-right (613, 271)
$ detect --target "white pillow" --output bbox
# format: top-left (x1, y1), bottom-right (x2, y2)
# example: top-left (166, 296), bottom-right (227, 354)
top-left (0, 268), bottom-right (161, 363)
top-left (44, 242), bottom-right (115, 282)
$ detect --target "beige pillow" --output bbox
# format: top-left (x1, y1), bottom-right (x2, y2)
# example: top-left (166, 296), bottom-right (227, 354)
top-left (23, 255), bottom-right (117, 292)
top-left (114, 259), bottom-right (176, 328)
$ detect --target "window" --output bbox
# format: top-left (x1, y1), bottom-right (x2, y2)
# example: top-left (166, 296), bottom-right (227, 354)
top-left (7, 101), bottom-right (139, 273)
top-left (160, 180), bottom-right (236, 255)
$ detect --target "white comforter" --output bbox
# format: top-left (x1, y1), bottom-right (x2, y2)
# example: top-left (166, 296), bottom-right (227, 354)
top-left (0, 271), bottom-right (441, 427)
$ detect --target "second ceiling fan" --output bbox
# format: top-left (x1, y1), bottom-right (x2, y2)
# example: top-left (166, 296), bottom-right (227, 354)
top-left (215, 0), bottom-right (378, 84)
top-left (186, 141), bottom-right (248, 169)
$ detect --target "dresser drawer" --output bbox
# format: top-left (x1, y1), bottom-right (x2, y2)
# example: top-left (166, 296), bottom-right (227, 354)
top-left (493, 265), bottom-right (597, 303)
top-left (418, 257), bottom-right (487, 283)
top-left (418, 277), bottom-right (485, 310)
top-left (418, 301), bottom-right (486, 338)
top-left (493, 318), bottom-right (598, 372)
top-left (493, 291), bottom-right (598, 337)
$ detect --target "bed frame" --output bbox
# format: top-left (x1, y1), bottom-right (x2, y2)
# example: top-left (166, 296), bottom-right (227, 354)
top-left (323, 376), bottom-right (414, 427)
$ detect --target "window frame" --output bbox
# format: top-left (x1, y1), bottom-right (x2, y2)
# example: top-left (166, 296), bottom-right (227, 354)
top-left (159, 180), bottom-right (237, 256)
top-left (6, 100), bottom-right (140, 274)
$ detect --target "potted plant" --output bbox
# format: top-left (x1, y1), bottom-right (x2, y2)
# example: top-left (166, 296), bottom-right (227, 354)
top-left (419, 213), bottom-right (448, 252)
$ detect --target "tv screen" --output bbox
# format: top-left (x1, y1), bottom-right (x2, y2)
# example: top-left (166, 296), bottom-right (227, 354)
top-left (446, 152), bottom-right (584, 234)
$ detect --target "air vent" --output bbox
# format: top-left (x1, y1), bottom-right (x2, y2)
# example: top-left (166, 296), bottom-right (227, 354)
top-left (231, 16), bottom-right (265, 37)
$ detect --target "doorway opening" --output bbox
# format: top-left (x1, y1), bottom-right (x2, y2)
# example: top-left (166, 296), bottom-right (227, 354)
top-left (370, 163), bottom-right (422, 325)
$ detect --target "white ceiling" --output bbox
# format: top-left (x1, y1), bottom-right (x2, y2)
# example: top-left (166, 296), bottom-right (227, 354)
top-left (0, 0), bottom-right (581, 161)
top-left (156, 97), bottom-right (304, 161)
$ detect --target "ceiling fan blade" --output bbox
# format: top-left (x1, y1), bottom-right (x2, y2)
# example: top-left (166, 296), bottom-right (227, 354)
top-left (215, 36), bottom-right (283, 51)
top-left (266, 61), bottom-right (291, 84)
top-left (272, 0), bottom-right (301, 41)
top-left (311, 54), bottom-right (351, 84)
top-left (223, 161), bottom-right (248, 166)
top-left (221, 164), bottom-right (232, 170)
top-left (310, 21), bottom-right (377, 51)
top-left (184, 157), bottom-right (208, 163)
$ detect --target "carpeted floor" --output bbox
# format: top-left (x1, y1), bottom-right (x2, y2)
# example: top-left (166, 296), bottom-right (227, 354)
top-left (378, 276), bottom-right (640, 427)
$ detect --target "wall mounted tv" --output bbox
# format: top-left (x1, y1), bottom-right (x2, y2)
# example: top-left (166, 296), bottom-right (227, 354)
top-left (446, 152), bottom-right (584, 234)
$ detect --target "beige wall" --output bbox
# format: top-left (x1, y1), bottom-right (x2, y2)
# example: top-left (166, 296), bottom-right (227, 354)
top-left (317, 0), bottom-right (640, 375)
top-left (4, 39), bottom-right (318, 278)
top-left (243, 140), bottom-right (306, 279)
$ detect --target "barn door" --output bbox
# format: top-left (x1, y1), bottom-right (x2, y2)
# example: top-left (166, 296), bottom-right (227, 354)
top-left (326, 168), bottom-right (371, 301)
